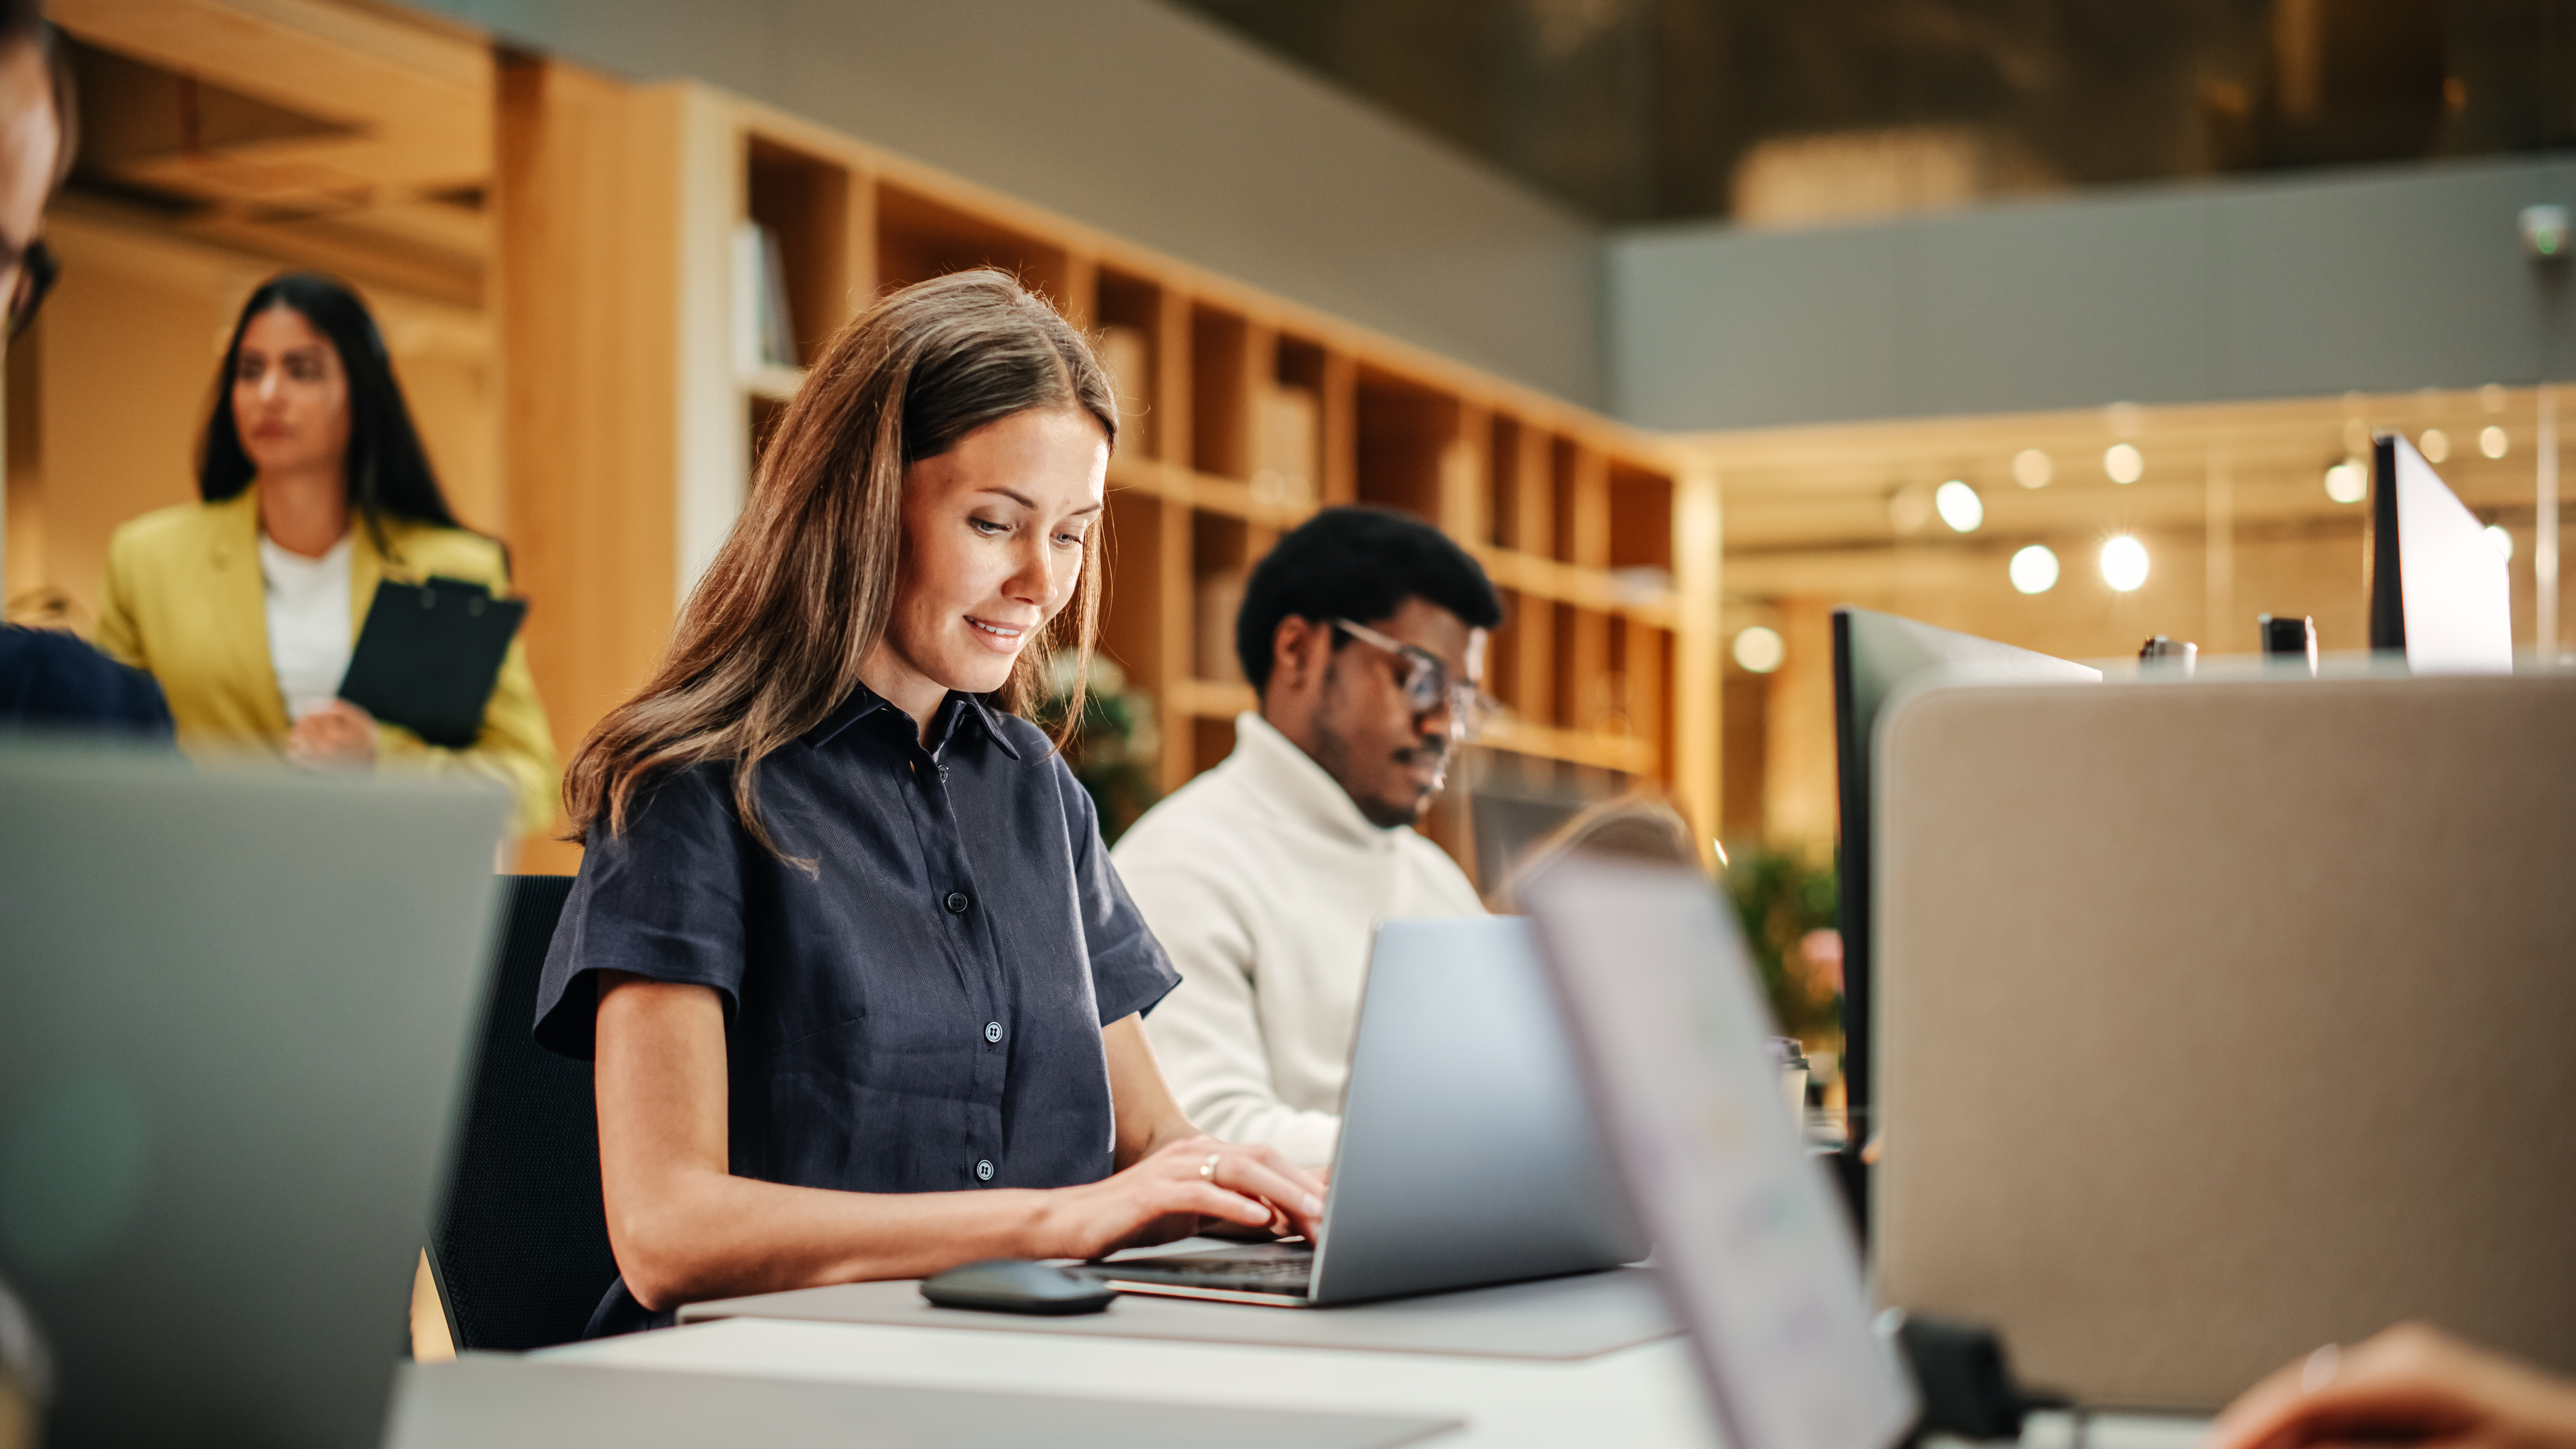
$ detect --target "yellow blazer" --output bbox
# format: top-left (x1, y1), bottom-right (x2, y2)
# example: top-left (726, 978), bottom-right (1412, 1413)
top-left (95, 486), bottom-right (561, 838)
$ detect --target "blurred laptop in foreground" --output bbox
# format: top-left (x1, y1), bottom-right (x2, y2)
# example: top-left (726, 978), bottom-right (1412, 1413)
top-left (1523, 854), bottom-right (1917, 1449)
top-left (0, 743), bottom-right (510, 1446)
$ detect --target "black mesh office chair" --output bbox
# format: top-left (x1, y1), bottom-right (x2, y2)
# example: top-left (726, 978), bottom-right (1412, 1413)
top-left (428, 873), bottom-right (619, 1350)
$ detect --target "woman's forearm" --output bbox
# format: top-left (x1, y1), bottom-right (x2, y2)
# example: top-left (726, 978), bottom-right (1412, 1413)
top-left (608, 1166), bottom-right (1057, 1311)
top-left (596, 984), bottom-right (1278, 1311)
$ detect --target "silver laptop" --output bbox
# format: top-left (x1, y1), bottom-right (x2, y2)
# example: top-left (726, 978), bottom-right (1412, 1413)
top-left (0, 743), bottom-right (510, 1447)
top-left (1097, 916), bottom-right (1644, 1307)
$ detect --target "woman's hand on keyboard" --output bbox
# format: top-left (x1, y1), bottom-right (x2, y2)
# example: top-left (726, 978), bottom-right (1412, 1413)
top-left (1030, 1134), bottom-right (1327, 1261)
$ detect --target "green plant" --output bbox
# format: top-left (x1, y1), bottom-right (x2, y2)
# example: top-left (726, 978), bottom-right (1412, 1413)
top-left (1724, 846), bottom-right (1842, 1047)
top-left (1028, 653), bottom-right (1163, 843)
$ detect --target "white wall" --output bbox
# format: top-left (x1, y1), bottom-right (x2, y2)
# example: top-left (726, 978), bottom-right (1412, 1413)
top-left (1611, 154), bottom-right (2576, 431)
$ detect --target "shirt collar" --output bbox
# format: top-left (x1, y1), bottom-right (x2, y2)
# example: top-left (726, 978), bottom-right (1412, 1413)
top-left (1227, 710), bottom-right (1395, 849)
top-left (804, 682), bottom-right (1024, 760)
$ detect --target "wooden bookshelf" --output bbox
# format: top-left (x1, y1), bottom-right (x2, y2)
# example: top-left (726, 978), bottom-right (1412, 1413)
top-left (499, 65), bottom-right (1722, 868)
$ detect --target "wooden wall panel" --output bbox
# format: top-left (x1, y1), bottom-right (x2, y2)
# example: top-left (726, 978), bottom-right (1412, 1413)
top-left (496, 59), bottom-right (684, 869)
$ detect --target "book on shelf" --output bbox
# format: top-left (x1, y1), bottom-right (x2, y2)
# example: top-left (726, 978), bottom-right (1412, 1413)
top-left (1193, 569), bottom-right (1249, 684)
top-left (1251, 382), bottom-right (1319, 509)
top-left (732, 219), bottom-right (799, 374)
top-left (1097, 326), bottom-right (1150, 427)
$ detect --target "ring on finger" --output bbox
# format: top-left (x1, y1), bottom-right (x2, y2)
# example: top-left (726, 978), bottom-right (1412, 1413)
top-left (1199, 1153), bottom-right (1222, 1182)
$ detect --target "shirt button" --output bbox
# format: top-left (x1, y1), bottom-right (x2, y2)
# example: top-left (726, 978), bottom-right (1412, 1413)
top-left (976, 1159), bottom-right (995, 1182)
top-left (984, 1021), bottom-right (1003, 1044)
top-left (943, 891), bottom-right (971, 916)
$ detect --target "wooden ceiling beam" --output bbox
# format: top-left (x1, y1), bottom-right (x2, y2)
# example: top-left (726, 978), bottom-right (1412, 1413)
top-left (54, 0), bottom-right (489, 189)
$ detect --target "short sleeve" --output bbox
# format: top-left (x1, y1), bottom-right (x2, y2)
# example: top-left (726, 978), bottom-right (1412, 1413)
top-left (533, 765), bottom-right (748, 1059)
top-left (1054, 753), bottom-right (1179, 1025)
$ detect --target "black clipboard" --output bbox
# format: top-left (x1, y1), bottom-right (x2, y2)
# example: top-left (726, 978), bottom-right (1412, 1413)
top-left (337, 576), bottom-right (527, 749)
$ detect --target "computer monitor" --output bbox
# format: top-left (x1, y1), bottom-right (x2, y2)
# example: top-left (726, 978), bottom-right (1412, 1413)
top-left (1830, 608), bottom-right (2098, 1214)
top-left (2369, 432), bottom-right (2514, 674)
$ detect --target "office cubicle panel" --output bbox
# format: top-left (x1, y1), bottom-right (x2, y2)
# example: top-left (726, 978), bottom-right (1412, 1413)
top-left (1871, 674), bottom-right (2576, 1412)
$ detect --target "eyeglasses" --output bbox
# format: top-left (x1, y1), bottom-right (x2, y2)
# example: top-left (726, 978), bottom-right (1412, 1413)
top-left (6, 239), bottom-right (54, 341)
top-left (1331, 617), bottom-right (1496, 741)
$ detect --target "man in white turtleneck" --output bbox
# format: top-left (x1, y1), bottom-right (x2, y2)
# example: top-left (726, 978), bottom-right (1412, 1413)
top-left (1112, 508), bottom-right (1502, 1167)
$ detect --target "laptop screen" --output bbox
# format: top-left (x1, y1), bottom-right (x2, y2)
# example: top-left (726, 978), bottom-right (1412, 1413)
top-left (1523, 855), bottom-right (1916, 1449)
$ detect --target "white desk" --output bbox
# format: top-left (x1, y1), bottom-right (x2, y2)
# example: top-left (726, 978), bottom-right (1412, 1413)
top-left (543, 1316), bottom-right (2208, 1449)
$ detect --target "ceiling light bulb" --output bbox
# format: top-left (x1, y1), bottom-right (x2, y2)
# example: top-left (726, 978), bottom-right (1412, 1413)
top-left (1935, 480), bottom-right (1983, 532)
top-left (2012, 449), bottom-right (2053, 489)
top-left (2324, 461), bottom-right (2366, 504)
top-left (2104, 443), bottom-right (2144, 484)
top-left (2008, 544), bottom-right (2059, 595)
top-left (2481, 426), bottom-right (2510, 459)
top-left (2420, 428), bottom-right (2450, 463)
top-left (2488, 524), bottom-right (2514, 561)
top-left (2101, 535), bottom-right (2150, 592)
top-left (1733, 625), bottom-right (1785, 674)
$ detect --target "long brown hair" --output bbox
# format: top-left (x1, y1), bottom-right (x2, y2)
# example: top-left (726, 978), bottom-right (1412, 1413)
top-left (562, 269), bottom-right (1118, 857)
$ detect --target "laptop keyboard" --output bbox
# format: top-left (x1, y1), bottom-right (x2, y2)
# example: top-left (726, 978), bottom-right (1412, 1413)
top-left (1090, 1246), bottom-right (1315, 1295)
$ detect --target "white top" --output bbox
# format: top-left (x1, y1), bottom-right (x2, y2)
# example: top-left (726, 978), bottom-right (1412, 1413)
top-left (258, 531), bottom-right (355, 720)
top-left (1111, 711), bottom-right (1485, 1166)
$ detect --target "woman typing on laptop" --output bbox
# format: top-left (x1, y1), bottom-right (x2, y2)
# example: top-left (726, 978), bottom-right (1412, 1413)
top-left (534, 270), bottom-right (1326, 1335)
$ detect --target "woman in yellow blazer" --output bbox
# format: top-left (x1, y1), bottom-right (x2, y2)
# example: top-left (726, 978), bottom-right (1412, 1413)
top-left (97, 272), bottom-right (557, 837)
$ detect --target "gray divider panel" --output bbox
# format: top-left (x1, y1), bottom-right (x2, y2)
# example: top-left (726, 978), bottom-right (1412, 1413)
top-left (1873, 673), bottom-right (2576, 1411)
top-left (680, 1265), bottom-right (1677, 1361)
top-left (385, 1358), bottom-right (1457, 1449)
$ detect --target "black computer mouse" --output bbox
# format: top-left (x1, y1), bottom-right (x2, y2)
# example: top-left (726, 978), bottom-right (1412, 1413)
top-left (920, 1259), bottom-right (1118, 1315)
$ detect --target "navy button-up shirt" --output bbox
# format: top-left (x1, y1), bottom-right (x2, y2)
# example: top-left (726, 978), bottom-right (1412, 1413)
top-left (536, 683), bottom-right (1177, 1224)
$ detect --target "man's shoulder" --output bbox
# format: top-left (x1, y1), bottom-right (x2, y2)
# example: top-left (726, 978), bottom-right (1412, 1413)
top-left (1113, 759), bottom-right (1257, 861)
top-left (1391, 823), bottom-right (1485, 901)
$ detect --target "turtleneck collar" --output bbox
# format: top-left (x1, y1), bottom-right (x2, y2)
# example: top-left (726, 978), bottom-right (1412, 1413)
top-left (1226, 709), bottom-right (1405, 851)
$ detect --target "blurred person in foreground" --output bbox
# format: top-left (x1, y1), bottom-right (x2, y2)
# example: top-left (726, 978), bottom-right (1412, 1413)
top-left (94, 272), bottom-right (557, 836)
top-left (1111, 508), bottom-right (1502, 1167)
top-left (535, 270), bottom-right (1323, 1336)
top-left (0, 1), bottom-right (172, 740)
top-left (0, 5), bottom-right (140, 1442)
top-left (2211, 1322), bottom-right (2576, 1449)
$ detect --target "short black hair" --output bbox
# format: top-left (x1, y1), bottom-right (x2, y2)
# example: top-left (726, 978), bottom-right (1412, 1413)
top-left (0, 1), bottom-right (38, 47)
top-left (1235, 506), bottom-right (1504, 693)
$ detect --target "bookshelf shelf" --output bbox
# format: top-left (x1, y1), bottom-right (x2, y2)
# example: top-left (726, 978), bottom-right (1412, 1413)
top-left (505, 69), bottom-right (1722, 872)
top-left (1167, 677), bottom-right (1259, 720)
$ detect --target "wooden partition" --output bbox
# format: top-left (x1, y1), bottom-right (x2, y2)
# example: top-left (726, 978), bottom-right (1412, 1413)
top-left (497, 65), bottom-right (1719, 872)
